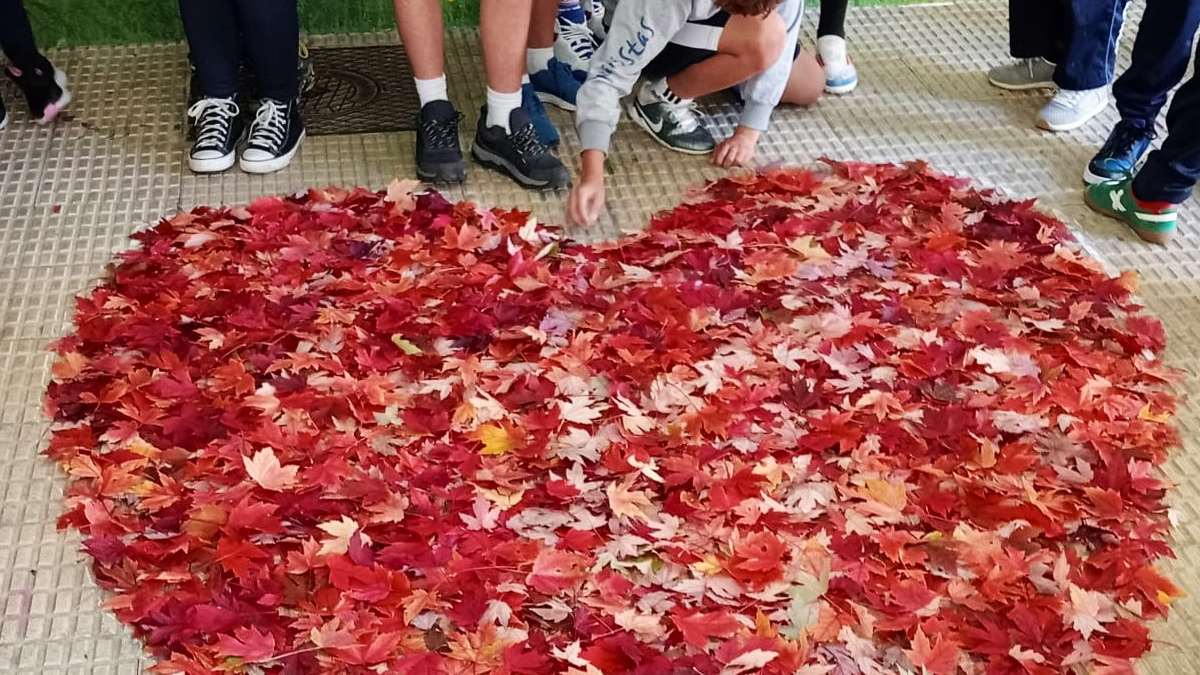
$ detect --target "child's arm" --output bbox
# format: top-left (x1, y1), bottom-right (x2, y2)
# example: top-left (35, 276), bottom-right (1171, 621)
top-left (569, 0), bottom-right (690, 225)
top-left (722, 0), bottom-right (805, 161)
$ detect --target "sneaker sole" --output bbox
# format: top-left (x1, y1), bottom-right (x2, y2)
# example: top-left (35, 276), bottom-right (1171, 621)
top-left (240, 130), bottom-right (306, 174)
top-left (987, 77), bottom-right (1056, 91)
top-left (1083, 165), bottom-right (1132, 186)
top-left (36, 69), bottom-right (72, 125)
top-left (536, 91), bottom-right (577, 112)
top-left (1037, 98), bottom-right (1108, 132)
top-left (189, 151), bottom-right (237, 174)
top-left (417, 161), bottom-right (467, 184)
top-left (471, 144), bottom-right (569, 191)
top-left (825, 78), bottom-right (858, 95)
top-left (627, 102), bottom-right (713, 156)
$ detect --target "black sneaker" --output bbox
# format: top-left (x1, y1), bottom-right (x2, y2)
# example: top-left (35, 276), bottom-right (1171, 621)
top-left (187, 97), bottom-right (244, 173)
top-left (240, 97), bottom-right (305, 174)
top-left (0, 97), bottom-right (8, 131)
top-left (472, 107), bottom-right (570, 190)
top-left (5, 59), bottom-right (71, 125)
top-left (416, 100), bottom-right (467, 183)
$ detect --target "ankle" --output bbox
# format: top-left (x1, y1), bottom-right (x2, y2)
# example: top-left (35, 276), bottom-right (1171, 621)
top-left (486, 87), bottom-right (522, 132)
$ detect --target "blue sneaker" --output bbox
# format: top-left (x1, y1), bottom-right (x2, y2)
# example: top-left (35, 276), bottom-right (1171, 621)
top-left (522, 82), bottom-right (560, 147)
top-left (1085, 121), bottom-right (1155, 185)
top-left (530, 58), bottom-right (581, 111)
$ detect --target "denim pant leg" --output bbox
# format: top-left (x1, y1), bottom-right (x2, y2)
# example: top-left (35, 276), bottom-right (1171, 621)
top-left (1054, 0), bottom-right (1130, 91)
top-left (1113, 0), bottom-right (1200, 129)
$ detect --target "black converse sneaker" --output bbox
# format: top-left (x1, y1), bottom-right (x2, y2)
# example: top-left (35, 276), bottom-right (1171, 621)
top-left (416, 100), bottom-right (467, 183)
top-left (187, 97), bottom-right (244, 173)
top-left (240, 98), bottom-right (305, 174)
top-left (5, 59), bottom-right (71, 125)
top-left (472, 107), bottom-right (570, 190)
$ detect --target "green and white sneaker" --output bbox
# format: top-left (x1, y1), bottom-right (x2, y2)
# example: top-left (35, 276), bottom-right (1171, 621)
top-left (1085, 178), bottom-right (1179, 245)
top-left (628, 79), bottom-right (715, 155)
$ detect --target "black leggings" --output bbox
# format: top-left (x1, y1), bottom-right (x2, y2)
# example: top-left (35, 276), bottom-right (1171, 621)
top-left (0, 0), bottom-right (47, 72)
top-left (818, 0), bottom-right (849, 39)
top-left (179, 0), bottom-right (299, 101)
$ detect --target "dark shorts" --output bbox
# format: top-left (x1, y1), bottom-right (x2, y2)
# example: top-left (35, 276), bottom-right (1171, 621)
top-left (643, 11), bottom-right (801, 86)
top-left (644, 12), bottom-right (731, 81)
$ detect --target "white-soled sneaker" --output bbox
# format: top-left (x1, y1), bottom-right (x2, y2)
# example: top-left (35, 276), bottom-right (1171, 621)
top-left (987, 57), bottom-right (1056, 91)
top-left (187, 96), bottom-right (243, 173)
top-left (817, 35), bottom-right (859, 95)
top-left (1037, 87), bottom-right (1108, 132)
top-left (239, 97), bottom-right (305, 174)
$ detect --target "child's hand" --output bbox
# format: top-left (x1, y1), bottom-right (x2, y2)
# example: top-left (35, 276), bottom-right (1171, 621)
top-left (713, 127), bottom-right (761, 168)
top-left (568, 150), bottom-right (607, 226)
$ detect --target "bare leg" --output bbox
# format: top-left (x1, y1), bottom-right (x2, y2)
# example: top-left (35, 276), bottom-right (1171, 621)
top-left (393, 0), bottom-right (445, 79)
top-left (781, 50), bottom-right (824, 106)
top-left (668, 12), bottom-right (786, 100)
top-left (530, 0), bottom-right (557, 49)
top-left (481, 0), bottom-right (534, 92)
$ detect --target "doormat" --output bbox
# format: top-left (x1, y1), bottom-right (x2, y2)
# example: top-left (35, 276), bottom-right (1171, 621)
top-left (186, 45), bottom-right (419, 137)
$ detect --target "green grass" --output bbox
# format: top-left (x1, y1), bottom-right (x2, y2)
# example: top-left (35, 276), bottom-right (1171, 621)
top-left (26, 0), bottom-right (917, 48)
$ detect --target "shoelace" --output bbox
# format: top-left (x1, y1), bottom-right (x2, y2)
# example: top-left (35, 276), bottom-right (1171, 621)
top-left (664, 99), bottom-right (703, 134)
top-left (1021, 57), bottom-right (1044, 80)
top-left (421, 112), bottom-right (461, 149)
top-left (511, 123), bottom-right (549, 161)
top-left (248, 99), bottom-right (289, 151)
top-left (558, 19), bottom-right (596, 59)
top-left (188, 98), bottom-right (240, 150)
top-left (1100, 123), bottom-right (1153, 160)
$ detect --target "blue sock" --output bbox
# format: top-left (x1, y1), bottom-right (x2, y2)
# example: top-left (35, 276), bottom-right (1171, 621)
top-left (558, 1), bottom-right (586, 23)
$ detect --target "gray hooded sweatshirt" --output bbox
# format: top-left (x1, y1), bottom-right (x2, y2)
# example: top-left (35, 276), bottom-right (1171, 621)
top-left (576, 0), bottom-right (805, 154)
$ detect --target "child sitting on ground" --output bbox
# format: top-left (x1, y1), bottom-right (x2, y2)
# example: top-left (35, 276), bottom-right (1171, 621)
top-left (1, 0), bottom-right (71, 129)
top-left (567, 0), bottom-right (823, 226)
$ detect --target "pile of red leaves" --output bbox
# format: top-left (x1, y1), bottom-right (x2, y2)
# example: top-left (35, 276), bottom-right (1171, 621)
top-left (45, 162), bottom-right (1182, 674)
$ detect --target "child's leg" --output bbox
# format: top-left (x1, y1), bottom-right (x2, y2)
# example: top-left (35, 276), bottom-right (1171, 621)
top-left (817, 0), bottom-right (849, 38)
top-left (480, 0), bottom-right (533, 130)
top-left (666, 12), bottom-right (787, 101)
top-left (179, 0), bottom-right (241, 98)
top-left (0, 0), bottom-right (46, 72)
top-left (782, 49), bottom-right (825, 106)
top-left (232, 0), bottom-right (299, 102)
top-left (393, 0), bottom-right (447, 84)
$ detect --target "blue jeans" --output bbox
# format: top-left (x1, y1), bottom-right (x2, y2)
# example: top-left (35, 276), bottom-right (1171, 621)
top-left (1008, 0), bottom-right (1129, 91)
top-left (1119, 0), bottom-right (1200, 204)
top-left (179, 0), bottom-right (299, 101)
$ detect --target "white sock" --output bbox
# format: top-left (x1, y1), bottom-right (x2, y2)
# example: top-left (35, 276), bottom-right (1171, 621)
top-left (486, 87), bottom-right (522, 132)
top-left (414, 75), bottom-right (449, 107)
top-left (527, 47), bottom-right (554, 75)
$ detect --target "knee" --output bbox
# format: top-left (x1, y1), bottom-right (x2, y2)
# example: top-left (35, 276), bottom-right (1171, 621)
top-left (743, 15), bottom-right (787, 72)
top-left (788, 53), bottom-right (825, 106)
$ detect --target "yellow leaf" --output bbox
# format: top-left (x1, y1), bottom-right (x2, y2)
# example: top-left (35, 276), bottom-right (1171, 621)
top-left (691, 554), bottom-right (723, 576)
top-left (788, 236), bottom-right (832, 261)
top-left (1138, 405), bottom-right (1171, 424)
top-left (391, 335), bottom-right (423, 355)
top-left (978, 438), bottom-right (998, 469)
top-left (864, 479), bottom-right (907, 510)
top-left (475, 424), bottom-right (515, 456)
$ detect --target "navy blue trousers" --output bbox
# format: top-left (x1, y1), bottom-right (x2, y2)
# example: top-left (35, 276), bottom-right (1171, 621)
top-left (0, 0), bottom-right (47, 72)
top-left (179, 0), bottom-right (299, 101)
top-left (1009, 0), bottom-right (1129, 91)
top-left (1115, 0), bottom-right (1200, 204)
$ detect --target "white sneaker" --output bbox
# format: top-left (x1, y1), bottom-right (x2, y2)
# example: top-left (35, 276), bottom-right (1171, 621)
top-left (1037, 87), bottom-right (1108, 132)
top-left (555, 13), bottom-right (596, 80)
top-left (586, 0), bottom-right (608, 42)
top-left (817, 35), bottom-right (858, 95)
